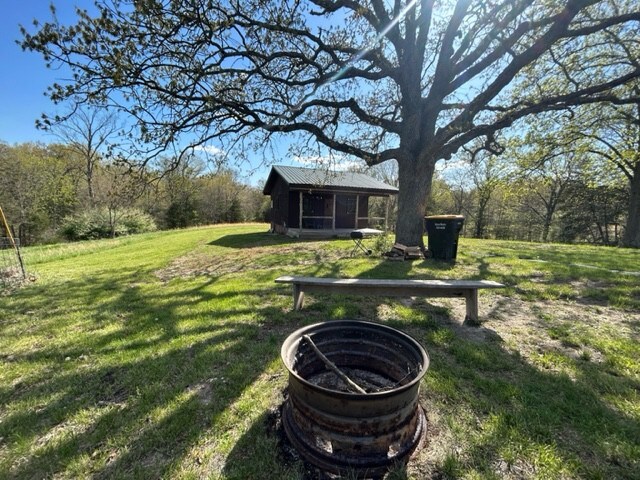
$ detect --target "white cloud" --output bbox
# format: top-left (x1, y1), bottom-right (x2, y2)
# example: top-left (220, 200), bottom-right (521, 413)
top-left (436, 158), bottom-right (469, 172)
top-left (292, 154), bottom-right (363, 171)
top-left (194, 144), bottom-right (226, 156)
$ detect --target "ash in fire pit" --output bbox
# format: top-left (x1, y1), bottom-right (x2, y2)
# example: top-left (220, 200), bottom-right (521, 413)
top-left (308, 368), bottom-right (399, 393)
top-left (281, 320), bottom-right (429, 478)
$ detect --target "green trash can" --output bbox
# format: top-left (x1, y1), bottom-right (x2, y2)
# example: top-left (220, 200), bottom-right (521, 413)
top-left (425, 215), bottom-right (464, 261)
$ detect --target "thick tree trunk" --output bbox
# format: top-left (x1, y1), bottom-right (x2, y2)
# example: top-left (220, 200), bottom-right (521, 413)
top-left (541, 189), bottom-right (559, 243)
top-left (394, 158), bottom-right (436, 248)
top-left (542, 203), bottom-right (556, 242)
top-left (622, 165), bottom-right (640, 248)
top-left (541, 220), bottom-right (550, 243)
top-left (475, 200), bottom-right (488, 238)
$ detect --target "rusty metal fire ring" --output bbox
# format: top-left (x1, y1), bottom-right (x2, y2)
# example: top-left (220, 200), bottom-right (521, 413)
top-left (281, 320), bottom-right (429, 477)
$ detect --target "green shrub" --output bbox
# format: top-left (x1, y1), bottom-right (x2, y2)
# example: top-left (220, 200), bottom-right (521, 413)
top-left (61, 207), bottom-right (157, 241)
top-left (165, 199), bottom-right (198, 228)
top-left (120, 208), bottom-right (158, 234)
top-left (371, 232), bottom-right (394, 255)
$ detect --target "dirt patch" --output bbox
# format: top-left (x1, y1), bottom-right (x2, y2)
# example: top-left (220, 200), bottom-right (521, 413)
top-left (371, 292), bottom-right (636, 376)
top-left (0, 267), bottom-right (35, 294)
top-left (423, 293), bottom-right (636, 375)
top-left (96, 369), bottom-right (130, 405)
top-left (187, 381), bottom-right (215, 406)
top-left (155, 243), bottom-right (346, 282)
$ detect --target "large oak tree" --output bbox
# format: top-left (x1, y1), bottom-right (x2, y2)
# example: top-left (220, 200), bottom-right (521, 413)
top-left (21, 0), bottom-right (640, 246)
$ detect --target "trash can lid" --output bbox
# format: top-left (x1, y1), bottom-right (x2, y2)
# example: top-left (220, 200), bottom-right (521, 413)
top-left (425, 215), bottom-right (464, 219)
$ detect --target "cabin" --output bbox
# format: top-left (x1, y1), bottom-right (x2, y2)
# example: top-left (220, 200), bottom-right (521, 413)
top-left (263, 165), bottom-right (398, 237)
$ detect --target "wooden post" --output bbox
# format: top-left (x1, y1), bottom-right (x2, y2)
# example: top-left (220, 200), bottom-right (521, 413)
top-left (270, 198), bottom-right (274, 232)
top-left (355, 195), bottom-right (360, 229)
top-left (332, 194), bottom-right (336, 231)
top-left (299, 191), bottom-right (303, 234)
top-left (385, 195), bottom-right (389, 231)
top-left (464, 289), bottom-right (479, 325)
top-left (293, 284), bottom-right (305, 310)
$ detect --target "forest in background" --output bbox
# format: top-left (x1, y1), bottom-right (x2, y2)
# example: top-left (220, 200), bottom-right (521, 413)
top-left (0, 110), bottom-right (632, 248)
top-left (0, 140), bottom-right (270, 245)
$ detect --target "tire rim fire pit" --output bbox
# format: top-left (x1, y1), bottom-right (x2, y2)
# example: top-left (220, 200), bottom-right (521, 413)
top-left (281, 320), bottom-right (429, 477)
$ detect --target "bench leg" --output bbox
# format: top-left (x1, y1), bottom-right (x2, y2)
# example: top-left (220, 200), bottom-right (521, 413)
top-left (463, 289), bottom-right (480, 326)
top-left (293, 285), bottom-right (305, 310)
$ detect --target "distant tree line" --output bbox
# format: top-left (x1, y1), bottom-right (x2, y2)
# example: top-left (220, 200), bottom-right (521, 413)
top-left (366, 109), bottom-right (633, 247)
top-left (1, 94), bottom-right (636, 248)
top-left (0, 141), bottom-right (270, 245)
top-left (427, 165), bottom-right (628, 246)
top-left (0, 134), bottom-right (631, 247)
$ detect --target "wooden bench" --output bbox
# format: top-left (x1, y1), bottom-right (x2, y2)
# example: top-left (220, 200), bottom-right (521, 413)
top-left (275, 276), bottom-right (505, 324)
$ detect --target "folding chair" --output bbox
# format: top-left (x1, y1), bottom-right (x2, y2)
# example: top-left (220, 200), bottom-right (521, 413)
top-left (350, 230), bottom-right (372, 256)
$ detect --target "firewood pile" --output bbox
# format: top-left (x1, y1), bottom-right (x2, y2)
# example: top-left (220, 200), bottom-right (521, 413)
top-left (383, 243), bottom-right (425, 261)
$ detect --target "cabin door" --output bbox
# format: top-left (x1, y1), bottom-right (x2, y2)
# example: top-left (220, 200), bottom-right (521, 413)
top-left (335, 194), bottom-right (357, 229)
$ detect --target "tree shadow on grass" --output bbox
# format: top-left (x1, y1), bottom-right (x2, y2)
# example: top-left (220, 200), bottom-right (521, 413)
top-left (222, 405), bottom-right (305, 479)
top-left (4, 235), bottom-right (636, 479)
top-left (223, 405), bottom-right (413, 480)
top-left (358, 258), bottom-right (459, 278)
top-left (208, 232), bottom-right (299, 249)
top-left (260, 249), bottom-right (639, 479)
top-left (222, 298), bottom-right (639, 479)
top-left (0, 272), bottom-right (294, 479)
top-left (396, 262), bottom-right (640, 478)
top-left (474, 251), bottom-right (640, 310)
top-left (420, 332), bottom-right (640, 478)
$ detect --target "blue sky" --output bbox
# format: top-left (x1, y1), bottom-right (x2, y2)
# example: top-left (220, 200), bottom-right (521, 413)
top-left (0, 2), bottom-right (380, 185)
top-left (0, 1), bottom-right (272, 184)
top-left (0, 1), bottom-right (327, 185)
top-left (0, 1), bottom-right (96, 146)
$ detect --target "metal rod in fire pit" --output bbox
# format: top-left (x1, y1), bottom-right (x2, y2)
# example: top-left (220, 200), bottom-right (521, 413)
top-left (302, 334), bottom-right (367, 394)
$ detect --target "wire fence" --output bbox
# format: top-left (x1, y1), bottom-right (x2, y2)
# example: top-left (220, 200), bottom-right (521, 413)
top-left (0, 203), bottom-right (28, 289)
top-left (0, 237), bottom-right (25, 288)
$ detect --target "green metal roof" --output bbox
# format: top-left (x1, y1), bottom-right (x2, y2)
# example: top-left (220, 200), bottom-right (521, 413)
top-left (263, 165), bottom-right (398, 195)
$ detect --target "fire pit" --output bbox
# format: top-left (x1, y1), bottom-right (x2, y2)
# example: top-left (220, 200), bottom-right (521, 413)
top-left (280, 320), bottom-right (429, 477)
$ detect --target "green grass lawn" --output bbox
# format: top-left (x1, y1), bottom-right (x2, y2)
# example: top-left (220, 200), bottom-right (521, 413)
top-left (1, 224), bottom-right (639, 479)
